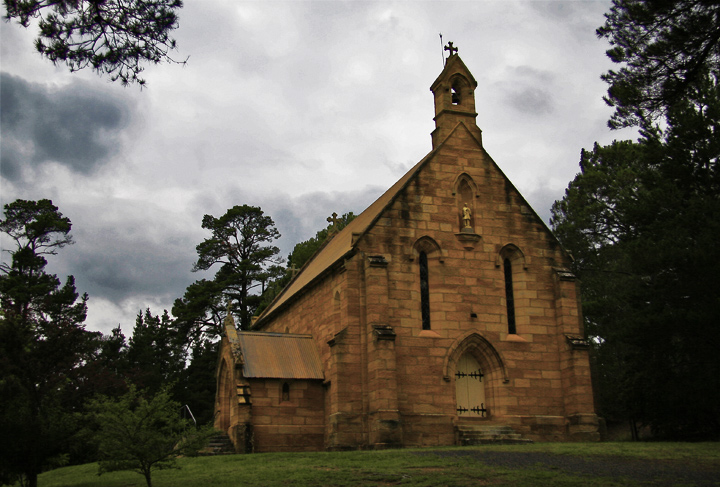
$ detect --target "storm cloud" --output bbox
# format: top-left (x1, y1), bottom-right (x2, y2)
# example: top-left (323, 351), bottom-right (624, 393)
top-left (0, 73), bottom-right (129, 181)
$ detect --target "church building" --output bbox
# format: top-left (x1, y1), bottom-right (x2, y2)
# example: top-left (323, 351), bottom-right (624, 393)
top-left (215, 52), bottom-right (600, 453)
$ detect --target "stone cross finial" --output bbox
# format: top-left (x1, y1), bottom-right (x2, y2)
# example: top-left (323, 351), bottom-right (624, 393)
top-left (289, 264), bottom-right (299, 277)
top-left (327, 212), bottom-right (340, 229)
top-left (224, 301), bottom-right (235, 326)
top-left (444, 42), bottom-right (458, 56)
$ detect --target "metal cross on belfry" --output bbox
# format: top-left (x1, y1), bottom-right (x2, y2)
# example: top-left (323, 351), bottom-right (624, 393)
top-left (444, 42), bottom-right (458, 57)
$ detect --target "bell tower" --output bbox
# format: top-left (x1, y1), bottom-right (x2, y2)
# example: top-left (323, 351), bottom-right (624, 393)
top-left (429, 50), bottom-right (482, 148)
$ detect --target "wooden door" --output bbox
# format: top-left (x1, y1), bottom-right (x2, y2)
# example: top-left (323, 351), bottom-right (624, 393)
top-left (455, 353), bottom-right (488, 417)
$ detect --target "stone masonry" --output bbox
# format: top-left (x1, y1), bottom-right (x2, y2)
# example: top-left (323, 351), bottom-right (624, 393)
top-left (214, 53), bottom-right (600, 452)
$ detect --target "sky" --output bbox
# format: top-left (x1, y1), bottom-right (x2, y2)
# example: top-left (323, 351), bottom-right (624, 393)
top-left (1, 0), bottom-right (636, 335)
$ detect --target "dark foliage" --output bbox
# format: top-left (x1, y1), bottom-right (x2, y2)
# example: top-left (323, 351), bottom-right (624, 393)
top-left (175, 205), bottom-right (282, 334)
top-left (551, 74), bottom-right (720, 439)
top-left (87, 385), bottom-right (213, 487)
top-left (126, 309), bottom-right (186, 395)
top-left (3, 0), bottom-right (185, 86)
top-left (174, 339), bottom-right (219, 426)
top-left (598, 0), bottom-right (720, 128)
top-left (0, 199), bottom-right (95, 487)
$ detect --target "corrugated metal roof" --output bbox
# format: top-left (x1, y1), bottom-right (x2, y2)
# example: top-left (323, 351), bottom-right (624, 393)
top-left (236, 332), bottom-right (324, 380)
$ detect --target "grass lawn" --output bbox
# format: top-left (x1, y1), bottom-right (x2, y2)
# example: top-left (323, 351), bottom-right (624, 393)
top-left (36, 442), bottom-right (720, 487)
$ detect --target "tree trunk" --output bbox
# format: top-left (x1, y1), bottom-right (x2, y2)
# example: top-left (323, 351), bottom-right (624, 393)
top-left (143, 469), bottom-right (153, 487)
top-left (26, 471), bottom-right (38, 487)
top-left (630, 419), bottom-right (639, 441)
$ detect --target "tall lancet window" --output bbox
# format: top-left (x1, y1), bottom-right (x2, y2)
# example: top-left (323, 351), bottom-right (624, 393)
top-left (503, 258), bottom-right (516, 334)
top-left (419, 251), bottom-right (431, 330)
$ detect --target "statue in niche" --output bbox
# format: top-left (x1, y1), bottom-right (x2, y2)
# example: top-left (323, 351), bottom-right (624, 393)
top-left (462, 203), bottom-right (472, 230)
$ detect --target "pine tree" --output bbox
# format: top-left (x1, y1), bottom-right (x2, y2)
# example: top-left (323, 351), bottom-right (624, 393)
top-left (0, 199), bottom-right (95, 487)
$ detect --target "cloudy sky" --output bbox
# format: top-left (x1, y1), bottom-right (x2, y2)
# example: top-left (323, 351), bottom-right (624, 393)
top-left (1, 0), bottom-right (636, 335)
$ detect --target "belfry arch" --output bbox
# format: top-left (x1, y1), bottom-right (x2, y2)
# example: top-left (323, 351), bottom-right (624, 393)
top-left (450, 75), bottom-right (469, 106)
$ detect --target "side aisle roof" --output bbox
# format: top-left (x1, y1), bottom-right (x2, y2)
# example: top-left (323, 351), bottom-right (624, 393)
top-left (236, 332), bottom-right (324, 379)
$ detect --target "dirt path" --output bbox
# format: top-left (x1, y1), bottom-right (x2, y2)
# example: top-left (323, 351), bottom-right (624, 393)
top-left (420, 450), bottom-right (720, 486)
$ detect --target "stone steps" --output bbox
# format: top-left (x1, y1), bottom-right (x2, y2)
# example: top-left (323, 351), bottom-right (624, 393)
top-left (199, 433), bottom-right (236, 455)
top-left (456, 424), bottom-right (533, 445)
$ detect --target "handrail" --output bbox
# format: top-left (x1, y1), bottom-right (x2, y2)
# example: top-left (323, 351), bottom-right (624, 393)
top-left (181, 404), bottom-right (197, 427)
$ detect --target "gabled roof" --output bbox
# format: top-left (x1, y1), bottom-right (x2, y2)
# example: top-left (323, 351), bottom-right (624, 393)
top-left (253, 112), bottom-right (565, 328)
top-left (254, 123), bottom-right (481, 326)
top-left (236, 332), bottom-right (324, 379)
top-left (430, 54), bottom-right (478, 92)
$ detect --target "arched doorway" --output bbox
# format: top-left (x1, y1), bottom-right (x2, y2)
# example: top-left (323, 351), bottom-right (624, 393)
top-left (455, 352), bottom-right (488, 417)
top-left (445, 332), bottom-right (508, 419)
top-left (216, 359), bottom-right (233, 433)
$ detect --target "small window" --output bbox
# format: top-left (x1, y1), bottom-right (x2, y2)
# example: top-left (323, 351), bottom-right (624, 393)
top-left (281, 382), bottom-right (290, 402)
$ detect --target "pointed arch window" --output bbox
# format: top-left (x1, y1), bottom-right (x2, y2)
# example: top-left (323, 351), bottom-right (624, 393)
top-left (503, 258), bottom-right (516, 334)
top-left (419, 251), bottom-right (431, 330)
top-left (413, 236), bottom-right (442, 331)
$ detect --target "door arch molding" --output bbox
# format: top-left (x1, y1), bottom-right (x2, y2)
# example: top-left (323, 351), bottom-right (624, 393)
top-left (443, 332), bottom-right (508, 383)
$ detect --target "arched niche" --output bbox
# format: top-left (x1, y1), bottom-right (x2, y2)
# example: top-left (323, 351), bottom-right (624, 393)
top-left (452, 173), bottom-right (479, 196)
top-left (453, 173), bottom-right (478, 232)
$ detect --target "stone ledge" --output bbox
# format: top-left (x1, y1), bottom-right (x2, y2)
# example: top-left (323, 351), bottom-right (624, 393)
top-left (505, 334), bottom-right (528, 343)
top-left (419, 329), bottom-right (441, 338)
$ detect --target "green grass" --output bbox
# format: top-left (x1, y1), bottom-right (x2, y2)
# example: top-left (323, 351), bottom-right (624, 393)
top-left (36, 442), bottom-right (720, 487)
